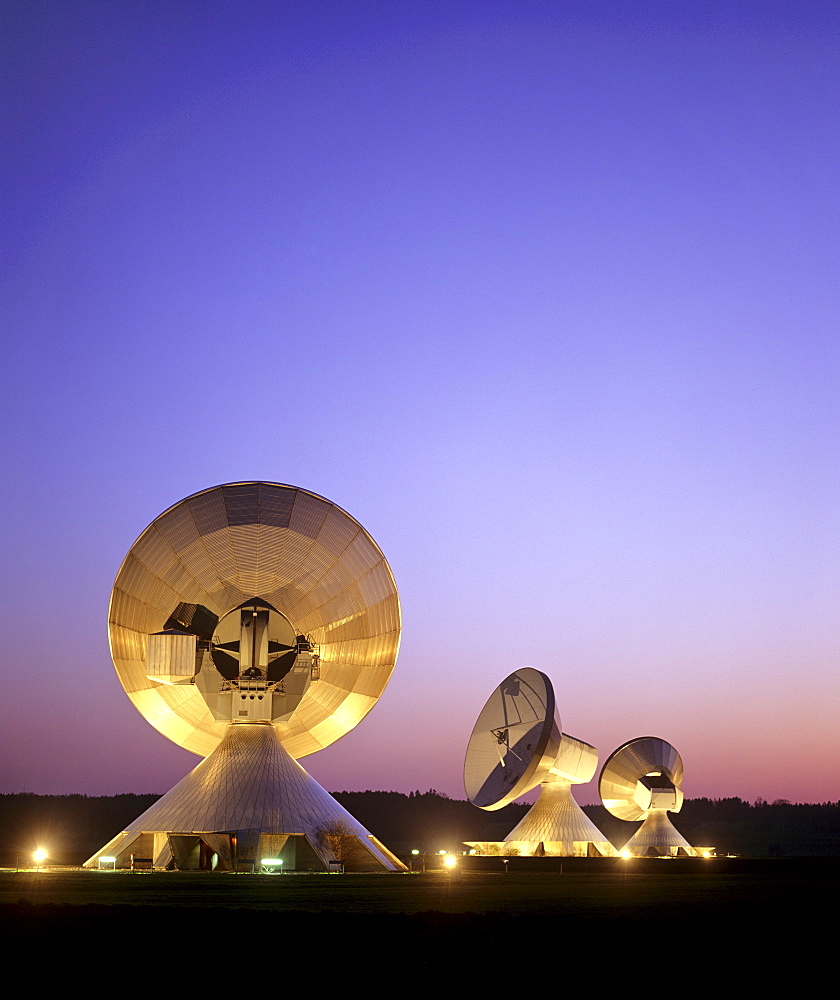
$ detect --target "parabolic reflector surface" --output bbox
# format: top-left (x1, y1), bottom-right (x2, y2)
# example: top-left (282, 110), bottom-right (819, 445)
top-left (599, 737), bottom-right (685, 821)
top-left (464, 668), bottom-right (561, 810)
top-left (109, 483), bottom-right (401, 758)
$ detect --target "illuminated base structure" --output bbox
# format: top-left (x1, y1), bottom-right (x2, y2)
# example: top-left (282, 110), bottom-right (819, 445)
top-left (467, 779), bottom-right (616, 858)
top-left (84, 722), bottom-right (406, 872)
top-left (502, 780), bottom-right (616, 857)
top-left (619, 809), bottom-right (697, 858)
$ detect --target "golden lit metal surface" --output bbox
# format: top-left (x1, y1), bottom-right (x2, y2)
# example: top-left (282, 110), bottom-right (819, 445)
top-left (599, 737), bottom-right (685, 822)
top-left (464, 668), bottom-right (561, 810)
top-left (599, 737), bottom-right (697, 857)
top-left (464, 669), bottom-right (615, 856)
top-left (87, 484), bottom-right (407, 873)
top-left (87, 721), bottom-right (404, 872)
top-left (109, 483), bottom-right (401, 759)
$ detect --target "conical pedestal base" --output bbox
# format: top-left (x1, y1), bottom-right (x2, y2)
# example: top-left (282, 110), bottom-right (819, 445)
top-left (623, 810), bottom-right (697, 857)
top-left (84, 721), bottom-right (406, 872)
top-left (503, 780), bottom-right (617, 857)
top-left (467, 780), bottom-right (616, 858)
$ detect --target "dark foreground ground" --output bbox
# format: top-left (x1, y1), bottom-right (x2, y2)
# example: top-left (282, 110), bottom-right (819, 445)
top-left (1, 862), bottom-right (829, 982)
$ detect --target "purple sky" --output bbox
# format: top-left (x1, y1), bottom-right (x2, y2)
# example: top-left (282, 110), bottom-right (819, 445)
top-left (2, 2), bottom-right (837, 806)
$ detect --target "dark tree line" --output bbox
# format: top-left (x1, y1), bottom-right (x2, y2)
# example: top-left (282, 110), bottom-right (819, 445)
top-left (1, 790), bottom-right (836, 864)
top-left (0, 793), bottom-right (159, 866)
top-left (335, 791), bottom-right (839, 857)
top-left (332, 789), bottom-right (530, 854)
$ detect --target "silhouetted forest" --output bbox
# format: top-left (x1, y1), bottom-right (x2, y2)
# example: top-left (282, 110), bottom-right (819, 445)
top-left (1, 791), bottom-right (836, 864)
top-left (582, 796), bottom-right (839, 857)
top-left (0, 794), bottom-right (160, 865)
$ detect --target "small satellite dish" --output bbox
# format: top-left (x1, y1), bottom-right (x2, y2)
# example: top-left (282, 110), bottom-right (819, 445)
top-left (464, 669), bottom-right (615, 856)
top-left (599, 737), bottom-right (697, 857)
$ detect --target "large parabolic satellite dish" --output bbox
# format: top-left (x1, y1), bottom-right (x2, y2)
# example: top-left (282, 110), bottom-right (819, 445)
top-left (464, 668), bottom-right (615, 857)
top-left (87, 483), bottom-right (404, 872)
top-left (110, 482), bottom-right (400, 759)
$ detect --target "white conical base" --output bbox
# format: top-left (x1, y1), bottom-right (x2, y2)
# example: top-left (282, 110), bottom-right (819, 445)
top-left (624, 810), bottom-right (697, 857)
top-left (84, 721), bottom-right (406, 871)
top-left (502, 780), bottom-right (617, 857)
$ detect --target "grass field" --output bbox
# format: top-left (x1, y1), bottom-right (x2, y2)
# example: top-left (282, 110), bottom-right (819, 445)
top-left (0, 866), bottom-right (815, 917)
top-left (0, 865), bottom-right (825, 982)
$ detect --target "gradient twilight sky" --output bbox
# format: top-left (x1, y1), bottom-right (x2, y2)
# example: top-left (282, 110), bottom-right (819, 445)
top-left (2, 2), bottom-right (837, 806)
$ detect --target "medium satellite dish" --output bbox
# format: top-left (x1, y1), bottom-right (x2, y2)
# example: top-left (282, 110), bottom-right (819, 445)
top-left (464, 668), bottom-right (615, 857)
top-left (464, 667), bottom-right (560, 809)
top-left (599, 737), bottom-right (697, 857)
top-left (87, 483), bottom-right (405, 872)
